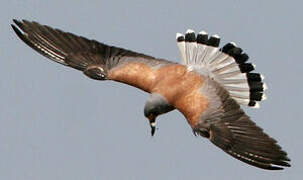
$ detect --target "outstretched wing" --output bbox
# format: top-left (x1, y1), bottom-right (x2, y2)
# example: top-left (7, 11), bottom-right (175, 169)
top-left (11, 19), bottom-right (175, 92)
top-left (193, 78), bottom-right (290, 170)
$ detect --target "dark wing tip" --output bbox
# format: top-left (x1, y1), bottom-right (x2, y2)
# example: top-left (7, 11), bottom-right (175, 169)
top-left (12, 18), bottom-right (20, 25)
top-left (12, 19), bottom-right (27, 30)
top-left (215, 132), bottom-right (291, 170)
top-left (262, 159), bottom-right (291, 170)
top-left (11, 24), bottom-right (20, 35)
top-left (11, 22), bottom-right (28, 43)
top-left (196, 80), bottom-right (290, 170)
top-left (11, 19), bottom-right (22, 34)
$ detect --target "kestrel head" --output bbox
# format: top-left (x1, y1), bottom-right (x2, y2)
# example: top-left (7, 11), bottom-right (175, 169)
top-left (144, 93), bottom-right (175, 136)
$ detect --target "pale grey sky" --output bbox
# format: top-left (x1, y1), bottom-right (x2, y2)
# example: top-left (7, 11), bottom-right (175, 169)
top-left (1, 0), bottom-right (302, 179)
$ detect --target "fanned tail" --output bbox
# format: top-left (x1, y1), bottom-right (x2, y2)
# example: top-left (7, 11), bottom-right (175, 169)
top-left (176, 30), bottom-right (266, 108)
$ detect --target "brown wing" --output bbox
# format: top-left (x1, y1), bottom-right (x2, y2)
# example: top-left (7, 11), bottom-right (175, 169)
top-left (192, 78), bottom-right (290, 170)
top-left (11, 19), bottom-right (175, 92)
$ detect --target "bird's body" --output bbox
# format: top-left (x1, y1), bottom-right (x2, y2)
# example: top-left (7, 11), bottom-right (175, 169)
top-left (11, 19), bottom-right (290, 170)
top-left (110, 61), bottom-right (208, 127)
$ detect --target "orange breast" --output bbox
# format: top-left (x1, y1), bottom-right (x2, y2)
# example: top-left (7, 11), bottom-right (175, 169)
top-left (152, 65), bottom-right (209, 127)
top-left (108, 62), bottom-right (209, 127)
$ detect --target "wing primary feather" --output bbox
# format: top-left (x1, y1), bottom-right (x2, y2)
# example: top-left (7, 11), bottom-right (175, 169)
top-left (12, 19), bottom-right (173, 92)
top-left (194, 79), bottom-right (290, 170)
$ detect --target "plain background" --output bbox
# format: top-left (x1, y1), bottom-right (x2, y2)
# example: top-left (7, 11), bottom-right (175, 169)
top-left (1, 0), bottom-right (302, 179)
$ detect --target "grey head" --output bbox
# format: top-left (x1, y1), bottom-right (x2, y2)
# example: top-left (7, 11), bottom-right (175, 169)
top-left (144, 93), bottom-right (175, 136)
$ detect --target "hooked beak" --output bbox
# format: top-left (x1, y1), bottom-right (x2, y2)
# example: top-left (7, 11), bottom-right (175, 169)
top-left (148, 115), bottom-right (156, 136)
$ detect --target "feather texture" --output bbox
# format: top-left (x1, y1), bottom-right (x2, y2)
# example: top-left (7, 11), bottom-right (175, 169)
top-left (12, 19), bottom-right (173, 81)
top-left (195, 78), bottom-right (290, 170)
top-left (176, 30), bottom-right (266, 108)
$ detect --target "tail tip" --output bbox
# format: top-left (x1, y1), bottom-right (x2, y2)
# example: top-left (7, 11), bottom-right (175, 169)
top-left (198, 30), bottom-right (208, 35)
top-left (212, 34), bottom-right (220, 39)
top-left (252, 102), bottom-right (260, 108)
top-left (185, 29), bottom-right (196, 42)
top-left (263, 83), bottom-right (268, 90)
top-left (262, 94), bottom-right (267, 100)
top-left (230, 42), bottom-right (237, 47)
top-left (176, 33), bottom-right (185, 41)
top-left (186, 29), bottom-right (195, 34)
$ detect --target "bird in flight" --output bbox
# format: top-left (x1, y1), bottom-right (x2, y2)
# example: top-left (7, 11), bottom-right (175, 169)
top-left (11, 19), bottom-right (290, 170)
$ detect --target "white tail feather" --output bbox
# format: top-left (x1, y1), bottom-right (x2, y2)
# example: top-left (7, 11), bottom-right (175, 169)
top-left (176, 33), bottom-right (186, 65)
top-left (176, 29), bottom-right (266, 108)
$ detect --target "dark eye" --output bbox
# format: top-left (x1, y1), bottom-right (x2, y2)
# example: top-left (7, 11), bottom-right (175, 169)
top-left (144, 107), bottom-right (157, 117)
top-left (150, 109), bottom-right (158, 115)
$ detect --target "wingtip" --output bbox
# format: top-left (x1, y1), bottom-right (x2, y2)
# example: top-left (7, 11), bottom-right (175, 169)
top-left (11, 23), bottom-right (22, 36)
top-left (283, 161), bottom-right (291, 167)
top-left (269, 160), bottom-right (291, 169)
top-left (11, 23), bottom-right (16, 29)
top-left (269, 166), bottom-right (284, 170)
top-left (21, 19), bottom-right (30, 24)
top-left (12, 19), bottom-right (24, 27)
top-left (12, 19), bottom-right (19, 24)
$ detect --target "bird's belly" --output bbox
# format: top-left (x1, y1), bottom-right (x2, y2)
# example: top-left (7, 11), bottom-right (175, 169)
top-left (152, 66), bottom-right (209, 127)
